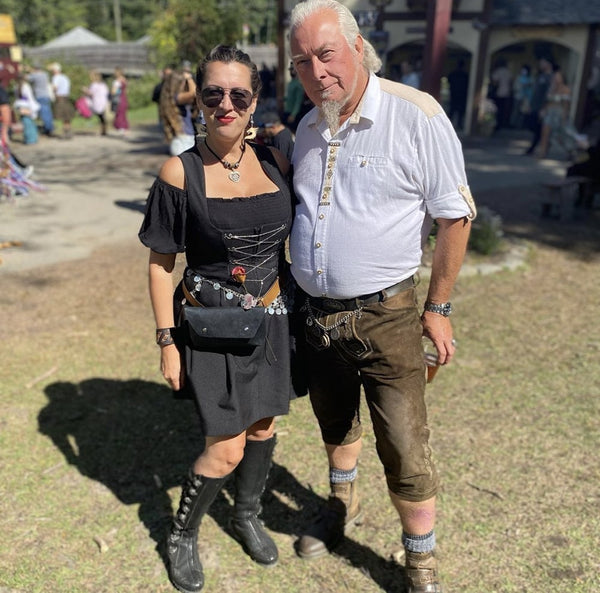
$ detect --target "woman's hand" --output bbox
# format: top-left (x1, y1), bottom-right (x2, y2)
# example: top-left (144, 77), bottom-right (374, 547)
top-left (160, 343), bottom-right (185, 391)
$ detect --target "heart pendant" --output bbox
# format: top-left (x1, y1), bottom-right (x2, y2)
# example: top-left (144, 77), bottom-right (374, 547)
top-left (228, 171), bottom-right (241, 182)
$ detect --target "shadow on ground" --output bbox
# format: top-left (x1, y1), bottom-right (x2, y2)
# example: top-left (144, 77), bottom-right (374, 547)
top-left (37, 378), bottom-right (408, 592)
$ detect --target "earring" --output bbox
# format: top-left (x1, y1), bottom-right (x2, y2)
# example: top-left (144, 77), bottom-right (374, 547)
top-left (196, 111), bottom-right (207, 137)
top-left (245, 113), bottom-right (258, 140)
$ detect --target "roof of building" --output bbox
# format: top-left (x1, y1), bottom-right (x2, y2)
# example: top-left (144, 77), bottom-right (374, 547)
top-left (41, 26), bottom-right (108, 49)
top-left (491, 0), bottom-right (600, 25)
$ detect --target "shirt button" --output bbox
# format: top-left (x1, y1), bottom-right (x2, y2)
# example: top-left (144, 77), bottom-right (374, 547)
top-left (315, 242), bottom-right (322, 248)
top-left (317, 269), bottom-right (323, 275)
top-left (319, 214), bottom-right (325, 220)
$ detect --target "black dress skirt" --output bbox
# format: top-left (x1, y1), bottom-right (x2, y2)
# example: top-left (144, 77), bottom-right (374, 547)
top-left (139, 142), bottom-right (294, 436)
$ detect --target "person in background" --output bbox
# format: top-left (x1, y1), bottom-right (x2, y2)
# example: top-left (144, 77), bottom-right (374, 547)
top-left (138, 45), bottom-right (294, 593)
top-left (0, 81), bottom-right (12, 147)
top-left (400, 59), bottom-right (421, 89)
top-left (447, 59), bottom-right (469, 130)
top-left (0, 81), bottom-right (33, 177)
top-left (510, 64), bottom-right (533, 129)
top-left (83, 70), bottom-right (109, 136)
top-left (26, 62), bottom-right (54, 137)
top-left (174, 60), bottom-right (198, 152)
top-left (152, 65), bottom-right (174, 128)
top-left (537, 65), bottom-right (571, 159)
top-left (524, 57), bottom-right (553, 155)
top-left (259, 111), bottom-right (294, 162)
top-left (288, 1), bottom-right (476, 592)
top-left (14, 73), bottom-right (40, 144)
top-left (490, 58), bottom-right (513, 131)
top-left (49, 62), bottom-right (74, 139)
top-left (111, 67), bottom-right (129, 134)
top-left (158, 66), bottom-right (197, 156)
top-left (283, 62), bottom-right (306, 132)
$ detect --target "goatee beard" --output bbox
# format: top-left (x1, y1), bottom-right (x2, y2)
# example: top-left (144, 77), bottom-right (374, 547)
top-left (320, 100), bottom-right (343, 135)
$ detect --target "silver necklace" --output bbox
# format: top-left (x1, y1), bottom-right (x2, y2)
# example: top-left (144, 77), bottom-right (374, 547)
top-left (204, 140), bottom-right (246, 182)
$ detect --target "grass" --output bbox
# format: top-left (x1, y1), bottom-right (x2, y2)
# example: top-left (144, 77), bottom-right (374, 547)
top-left (70, 104), bottom-right (159, 133)
top-left (1, 133), bottom-right (599, 592)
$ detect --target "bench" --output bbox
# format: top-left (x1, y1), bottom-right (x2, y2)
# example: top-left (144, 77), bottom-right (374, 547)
top-left (541, 176), bottom-right (599, 219)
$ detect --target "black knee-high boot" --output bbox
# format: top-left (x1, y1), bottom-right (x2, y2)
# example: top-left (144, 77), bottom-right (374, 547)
top-left (167, 470), bottom-right (229, 593)
top-left (229, 436), bottom-right (278, 566)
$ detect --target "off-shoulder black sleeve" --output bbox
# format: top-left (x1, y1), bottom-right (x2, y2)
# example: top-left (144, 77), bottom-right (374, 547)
top-left (138, 177), bottom-right (187, 254)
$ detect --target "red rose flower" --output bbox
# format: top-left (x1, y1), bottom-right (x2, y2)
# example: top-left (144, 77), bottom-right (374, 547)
top-left (231, 266), bottom-right (247, 284)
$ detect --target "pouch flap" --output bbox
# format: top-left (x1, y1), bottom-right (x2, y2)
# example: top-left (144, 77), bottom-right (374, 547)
top-left (183, 306), bottom-right (266, 347)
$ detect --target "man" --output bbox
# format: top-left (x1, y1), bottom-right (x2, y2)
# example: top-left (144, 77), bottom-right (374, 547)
top-left (447, 59), bottom-right (469, 130)
top-left (283, 62), bottom-right (309, 132)
top-left (490, 58), bottom-right (512, 131)
top-left (288, 1), bottom-right (476, 592)
top-left (260, 111), bottom-right (294, 162)
top-left (26, 62), bottom-right (55, 136)
top-left (524, 57), bottom-right (553, 155)
top-left (49, 63), bottom-right (74, 139)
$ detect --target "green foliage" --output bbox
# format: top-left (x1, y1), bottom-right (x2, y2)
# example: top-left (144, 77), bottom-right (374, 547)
top-left (3, 0), bottom-right (168, 46)
top-left (148, 0), bottom-right (278, 67)
top-left (468, 206), bottom-right (503, 255)
top-left (125, 72), bottom-right (159, 110)
top-left (148, 0), bottom-right (233, 67)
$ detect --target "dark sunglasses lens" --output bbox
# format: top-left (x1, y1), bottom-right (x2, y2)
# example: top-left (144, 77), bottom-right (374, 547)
top-left (202, 87), bottom-right (252, 109)
top-left (201, 88), bottom-right (224, 107)
top-left (230, 89), bottom-right (252, 109)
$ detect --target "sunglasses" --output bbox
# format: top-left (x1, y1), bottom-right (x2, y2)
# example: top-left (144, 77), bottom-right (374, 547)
top-left (201, 86), bottom-right (253, 110)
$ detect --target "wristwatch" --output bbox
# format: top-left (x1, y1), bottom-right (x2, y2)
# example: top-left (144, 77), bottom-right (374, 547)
top-left (423, 301), bottom-right (453, 317)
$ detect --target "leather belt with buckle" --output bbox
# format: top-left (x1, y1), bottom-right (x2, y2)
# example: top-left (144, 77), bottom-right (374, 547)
top-left (307, 276), bottom-right (415, 313)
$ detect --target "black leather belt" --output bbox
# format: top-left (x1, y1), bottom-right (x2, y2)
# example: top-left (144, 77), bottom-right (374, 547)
top-left (306, 276), bottom-right (415, 313)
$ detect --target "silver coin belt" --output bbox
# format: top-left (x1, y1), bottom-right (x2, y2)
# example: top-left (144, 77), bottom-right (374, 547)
top-left (191, 274), bottom-right (288, 315)
top-left (303, 297), bottom-right (363, 348)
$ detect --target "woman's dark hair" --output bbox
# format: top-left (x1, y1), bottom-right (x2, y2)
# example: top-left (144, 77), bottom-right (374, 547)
top-left (196, 45), bottom-right (262, 97)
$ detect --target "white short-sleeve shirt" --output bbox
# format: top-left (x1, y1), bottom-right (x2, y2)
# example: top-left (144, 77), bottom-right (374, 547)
top-left (290, 73), bottom-right (476, 299)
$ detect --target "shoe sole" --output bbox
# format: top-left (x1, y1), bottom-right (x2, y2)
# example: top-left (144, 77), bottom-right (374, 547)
top-left (296, 510), bottom-right (364, 560)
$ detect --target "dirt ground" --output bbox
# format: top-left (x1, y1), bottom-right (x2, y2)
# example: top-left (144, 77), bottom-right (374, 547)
top-left (1, 127), bottom-right (599, 593)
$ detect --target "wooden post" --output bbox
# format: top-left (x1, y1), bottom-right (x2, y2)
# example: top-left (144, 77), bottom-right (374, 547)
top-left (421, 0), bottom-right (453, 100)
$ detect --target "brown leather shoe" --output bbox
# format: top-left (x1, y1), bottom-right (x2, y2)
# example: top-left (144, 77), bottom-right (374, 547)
top-left (296, 480), bottom-right (363, 559)
top-left (405, 550), bottom-right (443, 593)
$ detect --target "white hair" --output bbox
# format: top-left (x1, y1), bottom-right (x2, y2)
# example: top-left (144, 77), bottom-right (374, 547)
top-left (289, 0), bottom-right (382, 73)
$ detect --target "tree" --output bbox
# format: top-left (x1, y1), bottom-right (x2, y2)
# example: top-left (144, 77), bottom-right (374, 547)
top-left (148, 0), bottom-right (277, 68)
top-left (3, 0), bottom-right (87, 46)
top-left (3, 0), bottom-right (166, 46)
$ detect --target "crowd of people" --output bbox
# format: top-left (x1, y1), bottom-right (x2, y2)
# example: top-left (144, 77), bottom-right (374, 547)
top-left (486, 55), bottom-right (591, 159)
top-left (0, 61), bottom-right (130, 146)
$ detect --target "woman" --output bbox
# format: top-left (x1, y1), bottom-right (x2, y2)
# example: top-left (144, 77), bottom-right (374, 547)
top-left (159, 69), bottom-right (197, 155)
top-left (138, 45), bottom-right (293, 593)
top-left (111, 67), bottom-right (129, 133)
top-left (83, 70), bottom-right (109, 135)
top-left (13, 74), bottom-right (40, 144)
top-left (538, 65), bottom-right (571, 158)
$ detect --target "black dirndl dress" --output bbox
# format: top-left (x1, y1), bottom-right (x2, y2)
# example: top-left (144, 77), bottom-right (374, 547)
top-left (139, 143), bottom-right (294, 436)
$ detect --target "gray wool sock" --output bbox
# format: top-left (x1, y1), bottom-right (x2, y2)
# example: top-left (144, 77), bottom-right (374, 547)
top-left (402, 530), bottom-right (436, 554)
top-left (329, 466), bottom-right (357, 484)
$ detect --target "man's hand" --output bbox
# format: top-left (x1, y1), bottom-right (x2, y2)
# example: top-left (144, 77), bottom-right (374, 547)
top-left (421, 311), bottom-right (455, 365)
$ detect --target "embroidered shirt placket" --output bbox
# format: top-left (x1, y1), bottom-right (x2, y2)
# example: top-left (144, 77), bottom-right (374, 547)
top-left (314, 140), bottom-right (340, 296)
